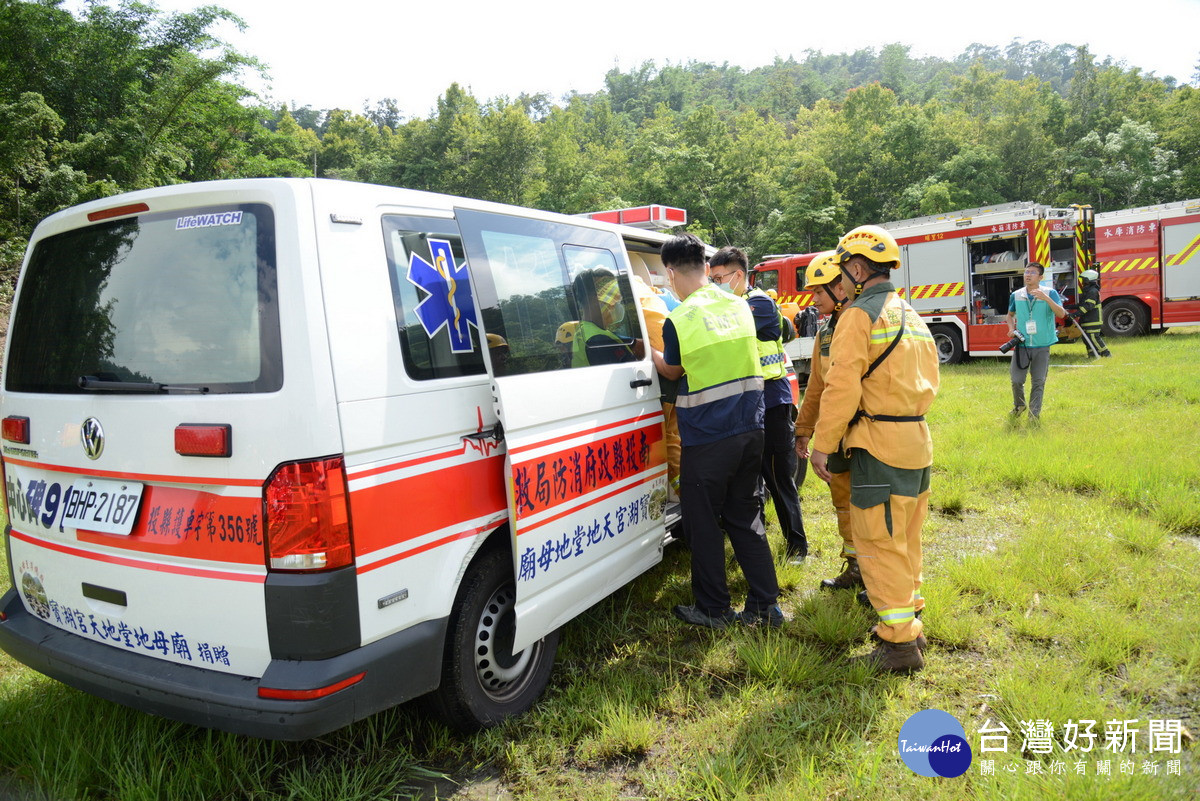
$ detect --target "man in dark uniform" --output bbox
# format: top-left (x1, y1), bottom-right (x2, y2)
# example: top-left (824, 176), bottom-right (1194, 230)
top-left (709, 246), bottom-right (808, 563)
top-left (652, 234), bottom-right (782, 629)
top-left (1075, 269), bottom-right (1111, 357)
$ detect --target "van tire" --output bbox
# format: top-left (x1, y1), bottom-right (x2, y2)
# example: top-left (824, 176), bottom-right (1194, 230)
top-left (426, 548), bottom-right (559, 733)
top-left (930, 325), bottom-right (965, 364)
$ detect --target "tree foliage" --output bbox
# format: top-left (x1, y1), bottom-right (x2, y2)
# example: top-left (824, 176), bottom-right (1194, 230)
top-left (2, 0), bottom-right (1196, 283)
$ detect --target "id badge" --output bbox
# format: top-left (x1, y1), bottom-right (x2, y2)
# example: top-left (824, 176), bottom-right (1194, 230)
top-left (1025, 319), bottom-right (1038, 336)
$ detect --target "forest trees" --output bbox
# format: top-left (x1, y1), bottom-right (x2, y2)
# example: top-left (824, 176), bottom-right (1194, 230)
top-left (2, 0), bottom-right (1196, 283)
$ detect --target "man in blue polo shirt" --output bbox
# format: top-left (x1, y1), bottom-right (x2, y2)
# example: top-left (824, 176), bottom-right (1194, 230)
top-left (652, 234), bottom-right (782, 629)
top-left (1005, 262), bottom-right (1066, 423)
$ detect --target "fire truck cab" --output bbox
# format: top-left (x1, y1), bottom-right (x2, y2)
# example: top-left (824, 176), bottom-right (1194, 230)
top-left (749, 253), bottom-right (818, 386)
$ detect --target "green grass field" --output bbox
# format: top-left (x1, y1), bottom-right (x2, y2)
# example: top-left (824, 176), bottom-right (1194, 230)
top-left (1, 330), bottom-right (1198, 800)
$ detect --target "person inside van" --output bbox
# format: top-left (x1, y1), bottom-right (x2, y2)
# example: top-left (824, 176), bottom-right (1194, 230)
top-left (570, 267), bottom-right (643, 366)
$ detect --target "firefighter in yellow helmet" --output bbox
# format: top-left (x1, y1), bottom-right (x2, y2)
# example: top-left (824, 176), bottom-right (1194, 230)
top-left (486, 333), bottom-right (510, 375)
top-left (794, 251), bottom-right (860, 593)
top-left (554, 321), bottom-right (580, 368)
top-left (1074, 269), bottom-right (1111, 357)
top-left (810, 224), bottom-right (940, 673)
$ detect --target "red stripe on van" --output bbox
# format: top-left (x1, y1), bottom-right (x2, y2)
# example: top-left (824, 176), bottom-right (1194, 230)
top-left (1, 456), bottom-right (262, 487)
top-left (9, 527), bottom-right (266, 583)
top-left (349, 452), bottom-right (507, 557)
top-left (74, 485), bottom-right (265, 564)
top-left (349, 443), bottom-right (466, 481)
top-left (356, 523), bottom-right (491, 574)
top-left (509, 420), bottom-right (665, 520)
top-left (506, 411), bottom-right (665, 457)
top-left (517, 465), bottom-right (668, 535)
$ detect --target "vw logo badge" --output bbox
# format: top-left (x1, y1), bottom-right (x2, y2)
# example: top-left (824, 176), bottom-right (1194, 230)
top-left (81, 417), bottom-right (105, 460)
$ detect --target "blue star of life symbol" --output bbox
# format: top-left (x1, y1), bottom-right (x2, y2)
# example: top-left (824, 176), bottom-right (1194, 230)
top-left (407, 239), bottom-right (477, 353)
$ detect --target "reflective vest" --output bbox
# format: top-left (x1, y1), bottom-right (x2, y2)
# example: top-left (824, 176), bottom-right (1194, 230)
top-left (1077, 284), bottom-right (1102, 332)
top-left (746, 287), bottom-right (788, 381)
top-left (572, 320), bottom-right (627, 367)
top-left (670, 283), bottom-right (763, 421)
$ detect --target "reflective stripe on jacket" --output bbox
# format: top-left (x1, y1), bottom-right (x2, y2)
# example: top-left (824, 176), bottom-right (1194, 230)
top-left (812, 282), bottom-right (939, 469)
top-left (746, 287), bottom-right (788, 381)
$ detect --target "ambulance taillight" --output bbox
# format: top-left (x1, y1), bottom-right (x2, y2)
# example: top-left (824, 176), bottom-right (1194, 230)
top-left (264, 456), bottom-right (353, 571)
top-left (2, 417), bottom-right (29, 444)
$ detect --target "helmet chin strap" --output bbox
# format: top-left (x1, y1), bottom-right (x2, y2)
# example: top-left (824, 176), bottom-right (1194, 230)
top-left (839, 265), bottom-right (867, 298)
top-left (841, 260), bottom-right (892, 298)
top-left (824, 285), bottom-right (844, 311)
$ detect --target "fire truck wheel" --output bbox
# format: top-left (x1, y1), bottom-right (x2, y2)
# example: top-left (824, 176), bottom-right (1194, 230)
top-left (930, 325), bottom-right (964, 365)
top-left (1102, 299), bottom-right (1149, 337)
top-left (426, 547), bottom-right (560, 733)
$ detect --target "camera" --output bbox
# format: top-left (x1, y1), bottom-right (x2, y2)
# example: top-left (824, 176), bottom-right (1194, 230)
top-left (998, 330), bottom-right (1025, 354)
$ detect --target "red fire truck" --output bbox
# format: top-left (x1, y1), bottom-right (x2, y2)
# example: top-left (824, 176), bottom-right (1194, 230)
top-left (1093, 198), bottom-right (1200, 336)
top-left (751, 202), bottom-right (1088, 364)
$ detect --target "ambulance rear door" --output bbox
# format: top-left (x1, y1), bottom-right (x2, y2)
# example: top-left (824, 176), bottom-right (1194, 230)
top-left (455, 208), bottom-right (668, 652)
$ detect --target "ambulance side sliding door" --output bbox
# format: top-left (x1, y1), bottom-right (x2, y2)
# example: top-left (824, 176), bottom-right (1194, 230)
top-left (455, 208), bottom-right (668, 653)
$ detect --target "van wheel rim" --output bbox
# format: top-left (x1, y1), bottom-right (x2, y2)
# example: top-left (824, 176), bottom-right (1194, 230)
top-left (473, 585), bottom-right (537, 701)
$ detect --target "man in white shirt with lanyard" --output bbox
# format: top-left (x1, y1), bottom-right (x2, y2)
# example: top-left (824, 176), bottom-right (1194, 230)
top-left (1005, 262), bottom-right (1066, 423)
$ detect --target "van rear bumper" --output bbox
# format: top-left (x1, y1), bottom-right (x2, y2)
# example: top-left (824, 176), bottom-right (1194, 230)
top-left (0, 587), bottom-right (446, 741)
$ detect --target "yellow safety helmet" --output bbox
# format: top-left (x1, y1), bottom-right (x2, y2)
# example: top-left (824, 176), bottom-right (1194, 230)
top-left (804, 250), bottom-right (840, 289)
top-left (486, 333), bottom-right (508, 350)
top-left (835, 225), bottom-right (901, 269)
top-left (555, 321), bottom-right (581, 344)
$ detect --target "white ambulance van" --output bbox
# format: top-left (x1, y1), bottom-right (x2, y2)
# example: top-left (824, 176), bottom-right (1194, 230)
top-left (0, 178), bottom-right (681, 739)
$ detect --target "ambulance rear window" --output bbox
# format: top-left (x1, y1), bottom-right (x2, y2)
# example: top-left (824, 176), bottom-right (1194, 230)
top-left (6, 204), bottom-right (281, 394)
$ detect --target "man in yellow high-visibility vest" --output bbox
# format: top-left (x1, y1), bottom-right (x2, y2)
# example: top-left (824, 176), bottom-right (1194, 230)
top-left (652, 234), bottom-right (782, 629)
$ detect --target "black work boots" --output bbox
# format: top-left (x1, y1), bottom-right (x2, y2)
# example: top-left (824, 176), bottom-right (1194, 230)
top-left (820, 557), bottom-right (863, 591)
top-left (850, 639), bottom-right (925, 673)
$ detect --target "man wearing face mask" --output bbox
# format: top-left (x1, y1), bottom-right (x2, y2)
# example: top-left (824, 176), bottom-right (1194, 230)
top-left (652, 234), bottom-right (781, 629)
top-left (809, 225), bottom-right (939, 674)
top-left (570, 267), bottom-right (643, 366)
top-left (709, 246), bottom-right (808, 564)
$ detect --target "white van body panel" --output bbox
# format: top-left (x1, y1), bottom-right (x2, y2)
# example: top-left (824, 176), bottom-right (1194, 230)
top-left (3, 181), bottom-right (346, 680)
top-left (0, 178), bottom-right (678, 738)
